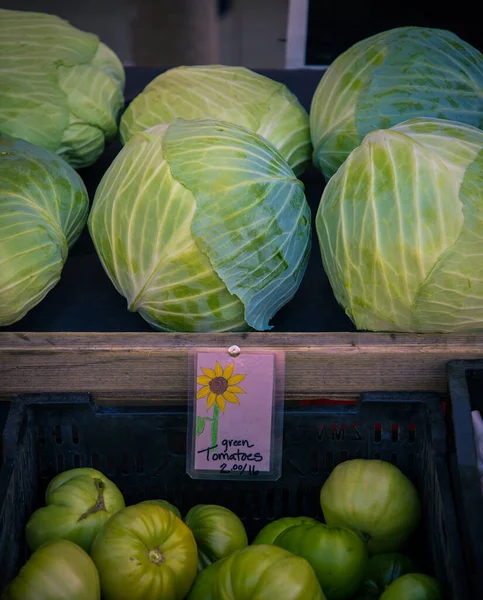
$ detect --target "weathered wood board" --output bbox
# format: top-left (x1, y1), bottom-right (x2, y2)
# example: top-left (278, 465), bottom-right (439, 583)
top-left (1, 332), bottom-right (483, 404)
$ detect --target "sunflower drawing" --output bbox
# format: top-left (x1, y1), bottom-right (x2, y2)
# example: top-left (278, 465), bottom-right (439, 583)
top-left (197, 361), bottom-right (246, 412)
top-left (196, 361), bottom-right (246, 447)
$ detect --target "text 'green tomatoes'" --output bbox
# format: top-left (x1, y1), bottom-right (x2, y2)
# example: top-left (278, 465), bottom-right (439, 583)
top-left (3, 539), bottom-right (100, 600)
top-left (91, 503), bottom-right (198, 600)
top-left (320, 459), bottom-right (421, 554)
top-left (25, 467), bottom-right (125, 552)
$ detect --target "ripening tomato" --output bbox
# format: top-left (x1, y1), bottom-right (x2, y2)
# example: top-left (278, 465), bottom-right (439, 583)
top-left (90, 503), bottom-right (198, 600)
top-left (3, 539), bottom-right (100, 600)
top-left (184, 504), bottom-right (248, 570)
top-left (188, 544), bottom-right (326, 600)
top-left (140, 499), bottom-right (182, 519)
top-left (253, 516), bottom-right (319, 545)
top-left (274, 522), bottom-right (368, 600)
top-left (25, 468), bottom-right (125, 552)
top-left (187, 559), bottom-right (225, 600)
top-left (355, 553), bottom-right (415, 598)
top-left (320, 459), bottom-right (421, 554)
top-left (380, 574), bottom-right (443, 599)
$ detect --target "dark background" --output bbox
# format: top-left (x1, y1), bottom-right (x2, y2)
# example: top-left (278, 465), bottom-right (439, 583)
top-left (306, 0), bottom-right (483, 64)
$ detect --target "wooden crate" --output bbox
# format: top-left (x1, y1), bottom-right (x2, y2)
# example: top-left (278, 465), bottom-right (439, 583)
top-left (1, 332), bottom-right (483, 405)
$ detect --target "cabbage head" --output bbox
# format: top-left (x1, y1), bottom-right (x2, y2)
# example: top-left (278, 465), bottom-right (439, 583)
top-left (120, 65), bottom-right (311, 176)
top-left (310, 27), bottom-right (483, 180)
top-left (0, 135), bottom-right (89, 326)
top-left (0, 9), bottom-right (125, 169)
top-left (316, 117), bottom-right (483, 333)
top-left (88, 119), bottom-right (311, 332)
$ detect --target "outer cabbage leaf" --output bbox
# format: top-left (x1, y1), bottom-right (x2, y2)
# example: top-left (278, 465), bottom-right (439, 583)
top-left (0, 135), bottom-right (89, 326)
top-left (311, 27), bottom-right (483, 179)
top-left (88, 119), bottom-right (311, 332)
top-left (120, 65), bottom-right (311, 176)
top-left (316, 117), bottom-right (483, 333)
top-left (0, 9), bottom-right (125, 169)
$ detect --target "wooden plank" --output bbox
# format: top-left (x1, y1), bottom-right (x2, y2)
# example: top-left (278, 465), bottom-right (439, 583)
top-left (1, 332), bottom-right (483, 404)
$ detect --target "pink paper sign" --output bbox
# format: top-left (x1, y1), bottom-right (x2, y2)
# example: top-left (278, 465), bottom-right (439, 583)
top-left (192, 351), bottom-right (277, 476)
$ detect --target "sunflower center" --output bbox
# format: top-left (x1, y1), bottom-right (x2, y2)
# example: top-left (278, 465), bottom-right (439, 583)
top-left (209, 376), bottom-right (228, 395)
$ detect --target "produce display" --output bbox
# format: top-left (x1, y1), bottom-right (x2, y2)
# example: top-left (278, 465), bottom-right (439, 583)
top-left (88, 119), bottom-right (311, 332)
top-left (1, 460), bottom-right (443, 599)
top-left (184, 504), bottom-right (248, 570)
top-left (2, 539), bottom-right (100, 600)
top-left (25, 468), bottom-right (125, 552)
top-left (253, 516), bottom-right (320, 545)
top-left (0, 135), bottom-right (89, 326)
top-left (0, 11), bottom-right (482, 335)
top-left (0, 9), bottom-right (125, 169)
top-left (271, 522), bottom-right (368, 599)
top-left (120, 65), bottom-right (311, 176)
top-left (379, 574), bottom-right (443, 600)
top-left (319, 459), bottom-right (422, 554)
top-left (90, 503), bottom-right (198, 600)
top-left (0, 10), bottom-right (480, 599)
top-left (187, 544), bottom-right (326, 600)
top-left (310, 26), bottom-right (483, 180)
top-left (141, 499), bottom-right (183, 519)
top-left (316, 118), bottom-right (483, 333)
top-left (354, 554), bottom-right (415, 599)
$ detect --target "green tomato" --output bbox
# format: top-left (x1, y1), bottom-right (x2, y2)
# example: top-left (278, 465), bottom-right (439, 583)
top-left (253, 516), bottom-right (319, 545)
top-left (380, 574), bottom-right (443, 600)
top-left (320, 459), bottom-right (421, 554)
top-left (274, 522), bottom-right (368, 600)
top-left (355, 554), bottom-right (416, 598)
top-left (91, 503), bottom-right (198, 600)
top-left (25, 468), bottom-right (125, 553)
top-left (187, 559), bottom-right (225, 600)
top-left (188, 544), bottom-right (326, 600)
top-left (3, 539), bottom-right (100, 600)
top-left (184, 504), bottom-right (248, 570)
top-left (139, 499), bottom-right (182, 519)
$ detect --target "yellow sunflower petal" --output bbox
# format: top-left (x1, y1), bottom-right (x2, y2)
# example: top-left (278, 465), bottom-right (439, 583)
top-left (197, 376), bottom-right (212, 386)
top-left (197, 386), bottom-right (210, 399)
top-left (227, 385), bottom-right (245, 394)
top-left (223, 363), bottom-right (235, 380)
top-left (202, 368), bottom-right (215, 378)
top-left (215, 362), bottom-right (223, 377)
top-left (207, 392), bottom-right (217, 409)
top-left (228, 373), bottom-right (246, 385)
top-left (216, 394), bottom-right (226, 412)
top-left (224, 391), bottom-right (240, 404)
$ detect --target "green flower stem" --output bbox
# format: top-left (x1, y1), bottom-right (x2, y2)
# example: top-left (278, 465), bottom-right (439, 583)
top-left (211, 405), bottom-right (219, 448)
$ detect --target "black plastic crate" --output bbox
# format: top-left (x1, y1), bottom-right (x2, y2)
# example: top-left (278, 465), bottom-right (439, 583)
top-left (0, 392), bottom-right (467, 598)
top-left (447, 360), bottom-right (483, 598)
top-left (0, 401), bottom-right (9, 463)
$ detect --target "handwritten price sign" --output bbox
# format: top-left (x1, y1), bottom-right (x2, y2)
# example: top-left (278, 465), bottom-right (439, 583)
top-left (187, 348), bottom-right (284, 481)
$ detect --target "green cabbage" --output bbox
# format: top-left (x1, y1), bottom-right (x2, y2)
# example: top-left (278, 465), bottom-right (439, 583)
top-left (120, 65), bottom-right (311, 176)
top-left (316, 117), bottom-right (483, 333)
top-left (0, 135), bottom-right (89, 326)
top-left (88, 119), bottom-right (311, 332)
top-left (310, 27), bottom-right (483, 180)
top-left (0, 9), bottom-right (125, 169)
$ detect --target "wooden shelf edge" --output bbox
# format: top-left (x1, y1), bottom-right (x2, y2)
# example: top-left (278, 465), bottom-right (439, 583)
top-left (1, 331), bottom-right (483, 403)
